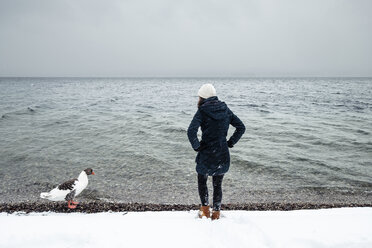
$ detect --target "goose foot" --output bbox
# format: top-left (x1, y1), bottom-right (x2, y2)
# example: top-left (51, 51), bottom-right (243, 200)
top-left (67, 200), bottom-right (77, 209)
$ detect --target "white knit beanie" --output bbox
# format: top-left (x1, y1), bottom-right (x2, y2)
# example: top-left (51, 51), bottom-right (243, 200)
top-left (198, 84), bottom-right (216, 99)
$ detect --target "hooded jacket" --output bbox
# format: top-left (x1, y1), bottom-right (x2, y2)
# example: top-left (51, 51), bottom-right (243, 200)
top-left (187, 96), bottom-right (245, 175)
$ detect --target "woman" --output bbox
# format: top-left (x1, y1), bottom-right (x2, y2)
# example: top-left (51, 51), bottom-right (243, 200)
top-left (187, 84), bottom-right (245, 220)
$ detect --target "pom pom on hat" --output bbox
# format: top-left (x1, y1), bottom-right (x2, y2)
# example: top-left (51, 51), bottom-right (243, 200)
top-left (198, 84), bottom-right (216, 99)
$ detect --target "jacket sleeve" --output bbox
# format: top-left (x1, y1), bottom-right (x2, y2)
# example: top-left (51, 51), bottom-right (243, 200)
top-left (227, 109), bottom-right (245, 146)
top-left (187, 110), bottom-right (202, 150)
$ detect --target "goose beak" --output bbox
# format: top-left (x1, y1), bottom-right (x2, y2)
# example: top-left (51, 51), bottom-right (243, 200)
top-left (92, 172), bottom-right (95, 175)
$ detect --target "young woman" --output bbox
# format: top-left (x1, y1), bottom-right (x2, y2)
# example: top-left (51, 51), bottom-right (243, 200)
top-left (187, 84), bottom-right (245, 220)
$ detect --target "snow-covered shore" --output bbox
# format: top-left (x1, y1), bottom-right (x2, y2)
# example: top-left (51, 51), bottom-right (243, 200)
top-left (1, 208), bottom-right (371, 248)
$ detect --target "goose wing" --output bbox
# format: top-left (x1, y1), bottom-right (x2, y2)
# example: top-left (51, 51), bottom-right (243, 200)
top-left (58, 178), bottom-right (78, 191)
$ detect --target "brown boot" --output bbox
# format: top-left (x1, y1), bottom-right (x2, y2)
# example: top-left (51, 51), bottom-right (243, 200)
top-left (198, 206), bottom-right (211, 218)
top-left (211, 211), bottom-right (220, 220)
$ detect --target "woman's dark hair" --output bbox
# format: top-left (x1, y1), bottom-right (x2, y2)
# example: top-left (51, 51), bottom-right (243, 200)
top-left (198, 97), bottom-right (205, 108)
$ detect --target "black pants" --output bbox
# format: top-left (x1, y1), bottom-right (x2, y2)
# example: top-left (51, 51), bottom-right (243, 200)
top-left (198, 174), bottom-right (224, 211)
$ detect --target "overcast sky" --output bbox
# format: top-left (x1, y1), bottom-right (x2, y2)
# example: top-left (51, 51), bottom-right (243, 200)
top-left (0, 0), bottom-right (371, 77)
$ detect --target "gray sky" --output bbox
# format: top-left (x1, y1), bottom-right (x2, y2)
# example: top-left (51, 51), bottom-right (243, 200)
top-left (0, 0), bottom-right (371, 77)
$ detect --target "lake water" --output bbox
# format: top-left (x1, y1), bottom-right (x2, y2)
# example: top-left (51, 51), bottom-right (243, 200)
top-left (0, 77), bottom-right (371, 204)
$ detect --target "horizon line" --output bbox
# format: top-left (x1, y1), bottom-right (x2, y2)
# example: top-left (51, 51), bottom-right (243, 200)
top-left (1, 76), bottom-right (372, 79)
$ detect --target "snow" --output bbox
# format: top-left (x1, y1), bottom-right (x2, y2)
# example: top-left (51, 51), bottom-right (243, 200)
top-left (1, 208), bottom-right (372, 248)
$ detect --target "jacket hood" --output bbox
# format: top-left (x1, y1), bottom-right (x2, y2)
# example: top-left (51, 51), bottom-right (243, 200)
top-left (199, 96), bottom-right (228, 120)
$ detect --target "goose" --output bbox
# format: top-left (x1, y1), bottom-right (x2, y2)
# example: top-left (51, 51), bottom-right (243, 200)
top-left (40, 168), bottom-right (95, 209)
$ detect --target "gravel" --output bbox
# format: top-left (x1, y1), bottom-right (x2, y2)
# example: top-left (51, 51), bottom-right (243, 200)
top-left (1, 201), bottom-right (371, 214)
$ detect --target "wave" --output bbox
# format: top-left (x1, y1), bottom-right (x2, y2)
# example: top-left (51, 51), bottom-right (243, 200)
top-left (309, 139), bottom-right (345, 148)
top-left (138, 104), bottom-right (155, 109)
top-left (1, 106), bottom-right (38, 119)
top-left (236, 103), bottom-right (268, 108)
top-left (41, 120), bottom-right (70, 128)
top-left (28, 181), bottom-right (56, 189)
top-left (162, 127), bottom-right (187, 134)
top-left (181, 110), bottom-right (191, 116)
top-left (294, 186), bottom-right (369, 195)
top-left (356, 129), bottom-right (370, 135)
top-left (351, 141), bottom-right (372, 149)
top-left (343, 178), bottom-right (372, 188)
top-left (79, 189), bottom-right (111, 201)
top-left (287, 156), bottom-right (343, 173)
top-left (332, 100), bottom-right (372, 112)
top-left (259, 109), bottom-right (271, 113)
top-left (232, 157), bottom-right (288, 177)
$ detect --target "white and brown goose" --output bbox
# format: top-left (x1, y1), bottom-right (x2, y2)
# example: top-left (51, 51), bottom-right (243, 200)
top-left (40, 168), bottom-right (95, 209)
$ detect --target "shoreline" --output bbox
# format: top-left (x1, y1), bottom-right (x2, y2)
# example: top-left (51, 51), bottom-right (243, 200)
top-left (1, 201), bottom-right (372, 213)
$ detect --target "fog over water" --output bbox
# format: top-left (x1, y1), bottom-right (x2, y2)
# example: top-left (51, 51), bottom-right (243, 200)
top-left (0, 0), bottom-right (371, 77)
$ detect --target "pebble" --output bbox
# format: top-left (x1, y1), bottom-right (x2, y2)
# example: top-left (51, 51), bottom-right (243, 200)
top-left (1, 201), bottom-right (371, 214)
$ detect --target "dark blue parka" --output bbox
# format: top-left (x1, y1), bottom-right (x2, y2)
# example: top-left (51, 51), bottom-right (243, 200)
top-left (187, 96), bottom-right (245, 176)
